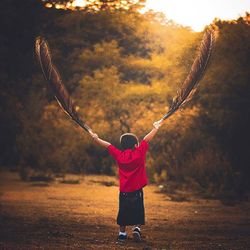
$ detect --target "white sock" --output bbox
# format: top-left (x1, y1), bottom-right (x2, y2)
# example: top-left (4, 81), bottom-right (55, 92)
top-left (119, 231), bottom-right (127, 236)
top-left (133, 226), bottom-right (140, 231)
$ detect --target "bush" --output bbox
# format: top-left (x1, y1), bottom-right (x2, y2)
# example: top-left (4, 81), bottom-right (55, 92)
top-left (19, 167), bottom-right (54, 182)
top-left (186, 145), bottom-right (231, 194)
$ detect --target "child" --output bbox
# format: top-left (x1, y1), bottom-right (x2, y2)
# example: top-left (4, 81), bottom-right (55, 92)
top-left (90, 120), bottom-right (162, 242)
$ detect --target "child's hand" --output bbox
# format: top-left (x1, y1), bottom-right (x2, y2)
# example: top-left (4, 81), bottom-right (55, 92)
top-left (89, 131), bottom-right (99, 140)
top-left (92, 133), bottom-right (99, 140)
top-left (153, 120), bottom-right (163, 129)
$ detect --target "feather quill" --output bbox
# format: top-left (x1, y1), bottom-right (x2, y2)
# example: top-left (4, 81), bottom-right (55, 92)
top-left (35, 37), bottom-right (92, 133)
top-left (160, 28), bottom-right (215, 122)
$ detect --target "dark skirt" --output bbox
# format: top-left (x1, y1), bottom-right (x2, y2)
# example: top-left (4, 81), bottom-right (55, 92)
top-left (117, 189), bottom-right (145, 226)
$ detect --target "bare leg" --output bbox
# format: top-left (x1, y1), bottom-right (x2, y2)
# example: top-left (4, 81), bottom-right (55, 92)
top-left (120, 225), bottom-right (126, 233)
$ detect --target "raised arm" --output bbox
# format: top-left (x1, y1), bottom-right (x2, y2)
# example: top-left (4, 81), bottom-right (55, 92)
top-left (143, 120), bottom-right (163, 142)
top-left (89, 131), bottom-right (111, 148)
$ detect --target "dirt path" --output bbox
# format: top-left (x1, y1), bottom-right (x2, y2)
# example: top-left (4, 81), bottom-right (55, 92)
top-left (0, 172), bottom-right (250, 250)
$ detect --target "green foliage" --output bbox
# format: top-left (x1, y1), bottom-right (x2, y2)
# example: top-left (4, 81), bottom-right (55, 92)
top-left (2, 2), bottom-right (250, 200)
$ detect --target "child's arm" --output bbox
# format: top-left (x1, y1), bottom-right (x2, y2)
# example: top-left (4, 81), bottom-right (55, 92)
top-left (143, 120), bottom-right (163, 142)
top-left (89, 131), bottom-right (111, 148)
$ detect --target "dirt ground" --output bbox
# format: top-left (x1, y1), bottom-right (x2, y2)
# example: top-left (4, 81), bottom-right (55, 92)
top-left (0, 171), bottom-right (250, 250)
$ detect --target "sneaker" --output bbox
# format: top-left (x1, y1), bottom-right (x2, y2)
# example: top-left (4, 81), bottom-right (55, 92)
top-left (132, 227), bottom-right (142, 242)
top-left (117, 233), bottom-right (127, 242)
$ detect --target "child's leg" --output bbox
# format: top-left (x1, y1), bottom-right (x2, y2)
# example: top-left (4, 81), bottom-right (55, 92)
top-left (120, 225), bottom-right (126, 233)
top-left (118, 225), bottom-right (127, 241)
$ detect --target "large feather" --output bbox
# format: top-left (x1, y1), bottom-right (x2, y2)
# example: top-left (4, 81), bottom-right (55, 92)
top-left (160, 28), bottom-right (215, 121)
top-left (35, 37), bottom-right (92, 133)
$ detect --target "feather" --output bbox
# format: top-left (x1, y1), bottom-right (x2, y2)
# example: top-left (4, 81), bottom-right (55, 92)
top-left (160, 28), bottom-right (215, 121)
top-left (35, 37), bottom-right (92, 133)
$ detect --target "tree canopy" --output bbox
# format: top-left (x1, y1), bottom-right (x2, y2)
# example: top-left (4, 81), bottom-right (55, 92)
top-left (1, 1), bottom-right (250, 199)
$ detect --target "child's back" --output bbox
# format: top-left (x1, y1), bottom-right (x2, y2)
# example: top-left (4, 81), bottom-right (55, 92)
top-left (108, 138), bottom-right (148, 192)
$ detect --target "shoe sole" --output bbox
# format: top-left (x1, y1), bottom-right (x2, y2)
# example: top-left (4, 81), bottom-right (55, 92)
top-left (117, 239), bottom-right (126, 243)
top-left (117, 237), bottom-right (127, 243)
top-left (132, 231), bottom-right (141, 242)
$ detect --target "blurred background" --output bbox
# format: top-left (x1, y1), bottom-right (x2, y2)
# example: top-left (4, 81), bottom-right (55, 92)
top-left (1, 0), bottom-right (250, 201)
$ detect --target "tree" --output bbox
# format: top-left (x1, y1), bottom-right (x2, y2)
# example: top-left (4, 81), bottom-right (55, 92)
top-left (0, 0), bottom-right (48, 166)
top-left (197, 15), bottom-right (250, 196)
top-left (42, 0), bottom-right (145, 11)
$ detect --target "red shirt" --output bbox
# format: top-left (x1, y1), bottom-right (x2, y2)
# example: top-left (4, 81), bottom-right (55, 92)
top-left (108, 140), bottom-right (149, 192)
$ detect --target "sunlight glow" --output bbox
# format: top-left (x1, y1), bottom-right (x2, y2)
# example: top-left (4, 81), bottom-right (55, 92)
top-left (45, 3), bottom-right (52, 8)
top-left (143, 0), bottom-right (250, 31)
top-left (53, 0), bottom-right (250, 31)
top-left (72, 0), bottom-right (87, 7)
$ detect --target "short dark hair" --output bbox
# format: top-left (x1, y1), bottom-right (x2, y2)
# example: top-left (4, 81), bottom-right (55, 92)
top-left (120, 133), bottom-right (139, 150)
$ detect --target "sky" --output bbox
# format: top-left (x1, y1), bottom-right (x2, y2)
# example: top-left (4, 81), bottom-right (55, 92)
top-left (72, 0), bottom-right (250, 31)
top-left (142, 0), bottom-right (250, 31)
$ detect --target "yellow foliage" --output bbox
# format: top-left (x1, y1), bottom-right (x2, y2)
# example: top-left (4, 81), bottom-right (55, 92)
top-left (154, 169), bottom-right (168, 184)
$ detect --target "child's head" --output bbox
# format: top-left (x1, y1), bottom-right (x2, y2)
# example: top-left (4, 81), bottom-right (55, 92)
top-left (120, 133), bottom-right (139, 150)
